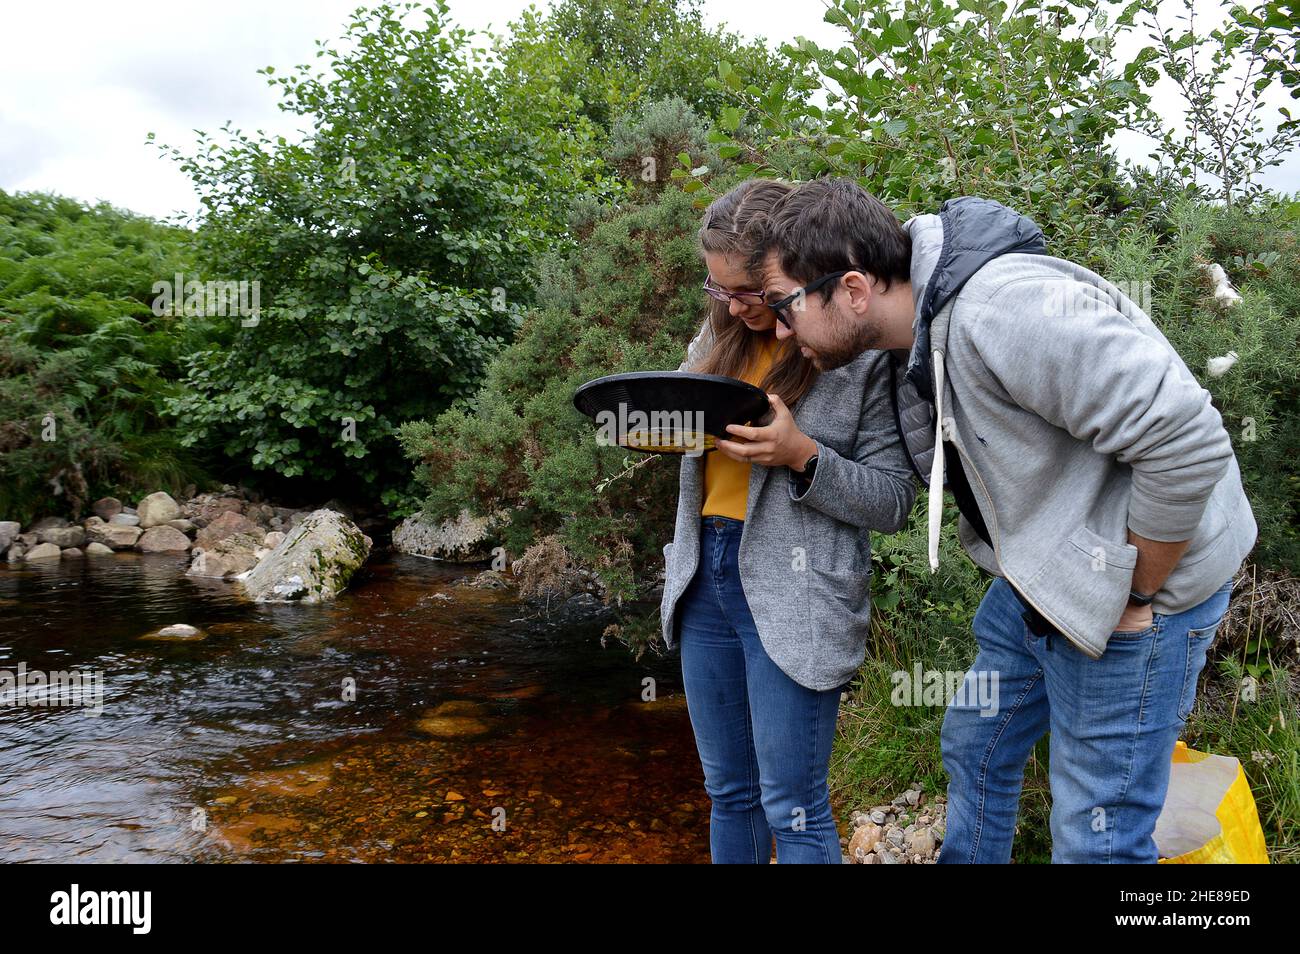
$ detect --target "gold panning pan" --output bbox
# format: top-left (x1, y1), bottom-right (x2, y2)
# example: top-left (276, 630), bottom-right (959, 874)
top-left (573, 371), bottom-right (771, 454)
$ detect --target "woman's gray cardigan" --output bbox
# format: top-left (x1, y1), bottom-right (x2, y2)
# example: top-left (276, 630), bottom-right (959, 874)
top-left (659, 323), bottom-right (918, 690)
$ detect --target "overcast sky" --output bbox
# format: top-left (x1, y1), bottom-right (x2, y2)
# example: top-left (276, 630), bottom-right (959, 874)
top-left (1, 0), bottom-right (1294, 221)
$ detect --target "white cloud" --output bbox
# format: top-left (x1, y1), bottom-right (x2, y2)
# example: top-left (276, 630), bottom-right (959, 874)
top-left (0, 0), bottom-right (1293, 221)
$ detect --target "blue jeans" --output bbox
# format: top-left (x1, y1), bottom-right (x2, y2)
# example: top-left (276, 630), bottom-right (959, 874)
top-left (677, 515), bottom-right (844, 864)
top-left (938, 575), bottom-right (1235, 864)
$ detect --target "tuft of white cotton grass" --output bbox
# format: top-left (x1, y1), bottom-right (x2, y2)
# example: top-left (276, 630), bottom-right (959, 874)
top-left (1201, 263), bottom-right (1243, 308)
top-left (1207, 351), bottom-right (1240, 378)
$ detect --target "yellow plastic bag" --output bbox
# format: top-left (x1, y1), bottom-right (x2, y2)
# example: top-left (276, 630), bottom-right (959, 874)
top-left (1154, 740), bottom-right (1270, 864)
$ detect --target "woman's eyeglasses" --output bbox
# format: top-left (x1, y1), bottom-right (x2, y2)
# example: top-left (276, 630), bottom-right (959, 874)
top-left (702, 276), bottom-right (768, 306)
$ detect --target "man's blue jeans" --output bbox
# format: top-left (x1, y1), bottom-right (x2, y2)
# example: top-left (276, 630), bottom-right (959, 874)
top-left (938, 575), bottom-right (1235, 864)
top-left (677, 515), bottom-right (844, 864)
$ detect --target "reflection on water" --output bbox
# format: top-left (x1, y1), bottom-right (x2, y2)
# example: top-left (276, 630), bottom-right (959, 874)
top-left (0, 554), bottom-right (708, 862)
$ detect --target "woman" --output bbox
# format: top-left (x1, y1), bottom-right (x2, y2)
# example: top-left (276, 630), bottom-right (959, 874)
top-left (660, 179), bottom-right (917, 863)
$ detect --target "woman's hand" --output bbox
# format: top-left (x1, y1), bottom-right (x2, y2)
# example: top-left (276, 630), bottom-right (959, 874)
top-left (715, 394), bottom-right (818, 469)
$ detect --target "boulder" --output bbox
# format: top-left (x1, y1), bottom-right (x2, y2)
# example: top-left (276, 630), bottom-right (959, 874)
top-left (184, 494), bottom-right (245, 527)
top-left (83, 516), bottom-right (105, 528)
top-left (165, 518), bottom-right (196, 534)
top-left (195, 510), bottom-right (265, 549)
top-left (6, 544), bottom-right (26, 562)
top-left (186, 535), bottom-right (262, 578)
top-left (137, 491), bottom-right (181, 529)
top-left (263, 531), bottom-right (286, 549)
top-left (92, 497), bottom-right (123, 521)
top-left (24, 542), bottom-right (62, 562)
top-left (37, 526), bottom-right (85, 549)
top-left (109, 513), bottom-right (140, 527)
top-left (240, 509), bottom-right (371, 603)
top-left (62, 547), bottom-right (84, 558)
top-left (393, 509), bottom-right (508, 563)
top-left (244, 503), bottom-right (276, 528)
top-left (86, 523), bottom-right (143, 550)
top-left (17, 532), bottom-right (38, 547)
top-left (28, 517), bottom-right (69, 533)
top-left (0, 521), bottom-right (19, 552)
top-left (84, 542), bottom-right (115, 556)
top-left (138, 526), bottom-right (192, 553)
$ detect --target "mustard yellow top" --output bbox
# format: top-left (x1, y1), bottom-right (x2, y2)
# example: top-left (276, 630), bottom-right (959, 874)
top-left (701, 333), bottom-right (778, 521)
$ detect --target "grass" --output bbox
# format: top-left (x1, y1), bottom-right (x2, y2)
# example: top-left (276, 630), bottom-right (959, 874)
top-left (831, 565), bottom-right (1300, 864)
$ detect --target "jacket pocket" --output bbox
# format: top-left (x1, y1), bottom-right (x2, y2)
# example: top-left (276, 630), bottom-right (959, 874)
top-left (808, 564), bottom-right (872, 616)
top-left (1066, 525), bottom-right (1138, 570)
top-left (1022, 525), bottom-right (1137, 658)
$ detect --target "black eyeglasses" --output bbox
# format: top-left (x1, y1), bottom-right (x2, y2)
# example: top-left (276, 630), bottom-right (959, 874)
top-left (766, 271), bottom-right (852, 329)
top-left (702, 276), bottom-right (769, 306)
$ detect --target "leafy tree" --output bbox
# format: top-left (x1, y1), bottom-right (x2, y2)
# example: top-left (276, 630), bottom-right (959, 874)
top-left (1130, 0), bottom-right (1300, 206)
top-left (494, 0), bottom-right (797, 134)
top-left (160, 1), bottom-right (604, 500)
top-left (686, 0), bottom-right (1159, 263)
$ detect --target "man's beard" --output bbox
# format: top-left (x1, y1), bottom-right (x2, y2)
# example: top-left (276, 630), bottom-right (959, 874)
top-left (803, 296), bottom-right (882, 370)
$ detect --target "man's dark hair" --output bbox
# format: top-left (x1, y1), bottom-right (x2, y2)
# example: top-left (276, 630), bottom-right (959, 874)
top-left (747, 177), bottom-right (912, 302)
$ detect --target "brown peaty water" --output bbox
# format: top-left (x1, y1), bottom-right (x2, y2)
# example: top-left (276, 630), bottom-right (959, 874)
top-left (0, 553), bottom-right (710, 863)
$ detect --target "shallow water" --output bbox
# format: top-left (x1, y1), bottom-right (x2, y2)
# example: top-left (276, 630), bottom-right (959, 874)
top-left (0, 553), bottom-right (709, 863)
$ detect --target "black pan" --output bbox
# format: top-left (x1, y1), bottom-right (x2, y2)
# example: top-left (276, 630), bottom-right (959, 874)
top-left (573, 371), bottom-right (771, 454)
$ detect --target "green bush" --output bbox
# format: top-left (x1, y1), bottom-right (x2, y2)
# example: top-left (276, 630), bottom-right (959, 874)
top-left (0, 191), bottom-right (203, 522)
top-left (400, 177), bottom-right (715, 643)
top-left (1100, 196), bottom-right (1300, 572)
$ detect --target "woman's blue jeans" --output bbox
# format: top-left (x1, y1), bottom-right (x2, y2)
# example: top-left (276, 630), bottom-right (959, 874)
top-left (676, 515), bottom-right (844, 864)
top-left (938, 575), bottom-right (1235, 864)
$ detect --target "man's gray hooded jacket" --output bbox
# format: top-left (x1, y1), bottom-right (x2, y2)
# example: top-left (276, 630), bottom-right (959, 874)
top-left (893, 197), bottom-right (1257, 659)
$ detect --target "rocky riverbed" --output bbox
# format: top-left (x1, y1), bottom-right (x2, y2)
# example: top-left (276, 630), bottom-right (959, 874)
top-left (1, 486), bottom-right (373, 603)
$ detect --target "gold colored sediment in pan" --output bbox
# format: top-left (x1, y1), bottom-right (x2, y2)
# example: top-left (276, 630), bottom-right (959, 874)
top-left (621, 429), bottom-right (715, 453)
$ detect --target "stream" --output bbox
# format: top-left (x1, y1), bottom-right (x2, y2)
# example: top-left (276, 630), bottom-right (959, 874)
top-left (0, 552), bottom-right (711, 863)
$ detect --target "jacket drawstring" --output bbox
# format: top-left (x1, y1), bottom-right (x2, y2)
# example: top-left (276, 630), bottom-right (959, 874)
top-left (928, 349), bottom-right (945, 572)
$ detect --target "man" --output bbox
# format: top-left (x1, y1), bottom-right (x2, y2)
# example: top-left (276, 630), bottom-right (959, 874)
top-left (722, 177), bottom-right (1257, 863)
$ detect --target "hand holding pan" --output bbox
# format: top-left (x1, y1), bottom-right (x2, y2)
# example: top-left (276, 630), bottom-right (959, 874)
top-left (572, 371), bottom-right (772, 454)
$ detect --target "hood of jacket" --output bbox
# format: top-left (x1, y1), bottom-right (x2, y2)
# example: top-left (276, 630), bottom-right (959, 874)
top-left (894, 197), bottom-right (1047, 572)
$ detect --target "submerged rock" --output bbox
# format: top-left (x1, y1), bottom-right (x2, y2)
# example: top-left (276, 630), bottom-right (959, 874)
top-left (140, 623), bottom-right (206, 642)
top-left (416, 700), bottom-right (491, 738)
top-left (240, 509), bottom-right (371, 603)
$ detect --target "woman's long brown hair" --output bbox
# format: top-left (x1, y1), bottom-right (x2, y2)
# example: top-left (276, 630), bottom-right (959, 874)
top-left (689, 179), bottom-right (819, 409)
